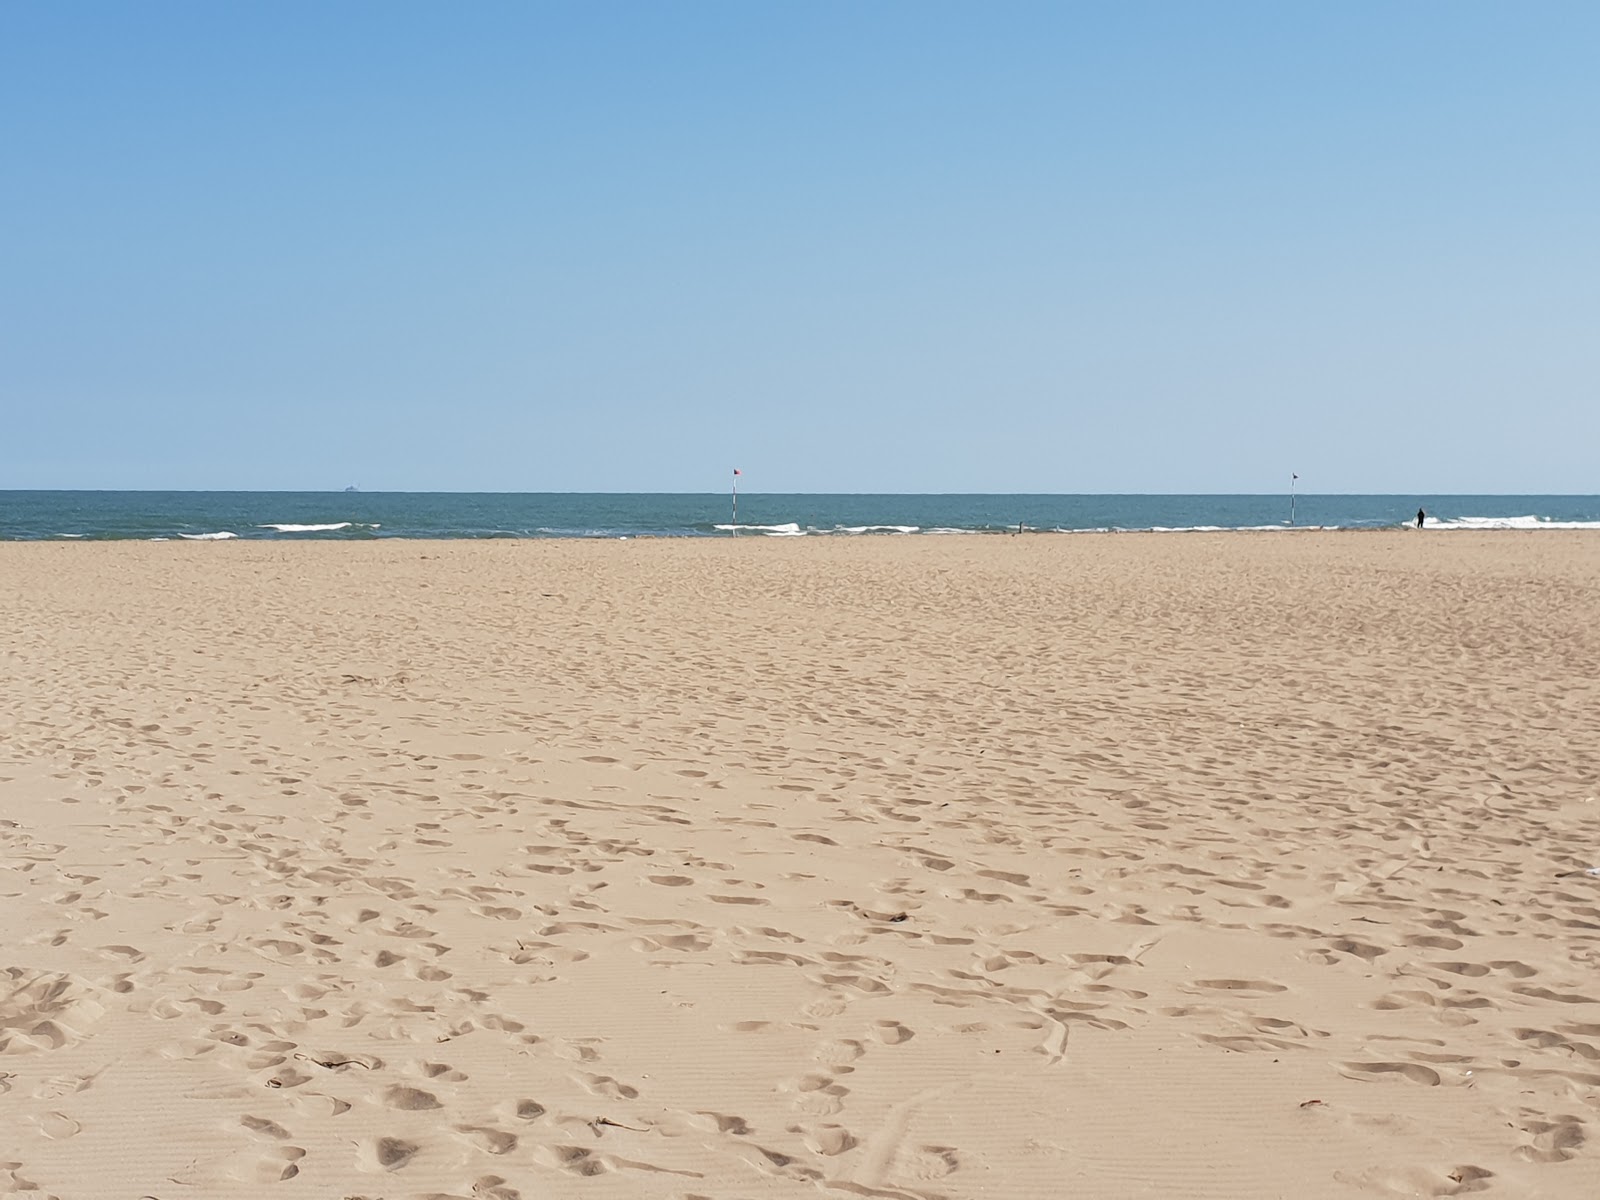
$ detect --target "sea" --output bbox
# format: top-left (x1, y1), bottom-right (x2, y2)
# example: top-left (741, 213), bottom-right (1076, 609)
top-left (2, 493), bottom-right (1598, 541)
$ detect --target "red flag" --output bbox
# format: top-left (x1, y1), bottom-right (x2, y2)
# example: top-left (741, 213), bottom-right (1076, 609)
top-left (733, 469), bottom-right (742, 476)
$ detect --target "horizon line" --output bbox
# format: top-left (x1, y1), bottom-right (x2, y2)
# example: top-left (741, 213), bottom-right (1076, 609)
top-left (2, 488), bottom-right (1596, 498)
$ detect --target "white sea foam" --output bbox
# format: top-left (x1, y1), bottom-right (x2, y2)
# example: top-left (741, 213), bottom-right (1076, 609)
top-left (259, 522), bottom-right (353, 532)
top-left (714, 522), bottom-right (804, 535)
top-left (1427, 514), bottom-right (1600, 531)
top-left (1037, 523), bottom-right (1310, 535)
top-left (58, 533), bottom-right (85, 539)
top-left (178, 531), bottom-right (238, 540)
top-left (712, 522), bottom-right (922, 536)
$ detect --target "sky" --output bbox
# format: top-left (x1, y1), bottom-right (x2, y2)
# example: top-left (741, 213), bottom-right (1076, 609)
top-left (4, 2), bottom-right (1597, 493)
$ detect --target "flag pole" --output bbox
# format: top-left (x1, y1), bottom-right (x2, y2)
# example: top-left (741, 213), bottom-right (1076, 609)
top-left (732, 469), bottom-right (738, 535)
top-left (1289, 473), bottom-right (1297, 526)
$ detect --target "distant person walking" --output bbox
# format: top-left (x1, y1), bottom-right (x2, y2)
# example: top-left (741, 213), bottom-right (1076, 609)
top-left (1416, 508), bottom-right (1426, 529)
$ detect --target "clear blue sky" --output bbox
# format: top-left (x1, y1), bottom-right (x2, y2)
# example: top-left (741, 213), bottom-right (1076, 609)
top-left (4, 2), bottom-right (1596, 492)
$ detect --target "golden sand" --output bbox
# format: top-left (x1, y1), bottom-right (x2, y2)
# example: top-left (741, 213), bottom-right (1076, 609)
top-left (2, 532), bottom-right (1598, 1197)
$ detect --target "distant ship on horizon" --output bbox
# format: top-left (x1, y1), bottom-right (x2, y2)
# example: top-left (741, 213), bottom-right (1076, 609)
top-left (344, 485), bottom-right (359, 493)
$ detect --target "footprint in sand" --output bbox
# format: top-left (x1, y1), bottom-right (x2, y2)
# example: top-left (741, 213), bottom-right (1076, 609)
top-left (1339, 1061), bottom-right (1443, 1086)
top-left (149, 995), bottom-right (225, 1019)
top-left (794, 1123), bottom-right (856, 1155)
top-left (455, 1124), bottom-right (519, 1154)
top-left (1403, 934), bottom-right (1465, 950)
top-left (501, 1098), bottom-right (546, 1122)
top-left (872, 1020), bottom-right (915, 1044)
top-left (1, 1161), bottom-right (61, 1200)
top-left (240, 1115), bottom-right (292, 1140)
top-left (1324, 937), bottom-right (1387, 961)
top-left (469, 1175), bottom-right (523, 1200)
top-left (902, 1144), bottom-right (960, 1180)
top-left (0, 971), bottom-right (103, 1052)
top-left (414, 1060), bottom-right (469, 1081)
top-left (632, 932), bottom-right (712, 953)
top-left (286, 1091), bottom-right (351, 1118)
top-left (358, 1136), bottom-right (422, 1171)
top-left (783, 1071), bottom-right (850, 1116)
top-left (1513, 1115), bottom-right (1586, 1163)
top-left (382, 1084), bottom-right (443, 1110)
top-left (577, 1072), bottom-right (639, 1100)
top-left (31, 1111), bottom-right (80, 1139)
top-left (685, 1110), bottom-right (751, 1135)
top-left (534, 1144), bottom-right (608, 1176)
top-left (814, 1038), bottom-right (866, 1064)
top-left (225, 1145), bottom-right (306, 1183)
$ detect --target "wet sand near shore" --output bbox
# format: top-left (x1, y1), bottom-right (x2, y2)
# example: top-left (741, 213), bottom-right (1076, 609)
top-left (2, 532), bottom-right (1598, 1198)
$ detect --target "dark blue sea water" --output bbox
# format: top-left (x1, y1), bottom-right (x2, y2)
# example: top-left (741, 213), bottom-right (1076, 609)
top-left (2, 493), bottom-right (1597, 541)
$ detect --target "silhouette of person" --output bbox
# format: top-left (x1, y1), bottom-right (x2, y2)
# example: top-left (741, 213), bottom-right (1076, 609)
top-left (1416, 508), bottom-right (1426, 529)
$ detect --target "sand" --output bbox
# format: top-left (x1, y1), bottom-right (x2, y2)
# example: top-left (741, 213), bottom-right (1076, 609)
top-left (2, 531), bottom-right (1598, 1199)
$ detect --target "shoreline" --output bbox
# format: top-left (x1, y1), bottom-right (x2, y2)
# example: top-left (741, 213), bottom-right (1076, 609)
top-left (8, 523), bottom-right (1600, 545)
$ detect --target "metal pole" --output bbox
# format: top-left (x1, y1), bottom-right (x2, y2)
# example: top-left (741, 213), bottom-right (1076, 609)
top-left (732, 470), bottom-right (738, 535)
top-left (1290, 474), bottom-right (1297, 526)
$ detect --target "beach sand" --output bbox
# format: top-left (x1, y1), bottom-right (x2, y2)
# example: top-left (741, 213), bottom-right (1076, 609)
top-left (3, 532), bottom-right (1598, 1198)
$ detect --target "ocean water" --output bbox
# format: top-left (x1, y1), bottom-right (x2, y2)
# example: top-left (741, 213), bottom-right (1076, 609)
top-left (2, 493), bottom-right (1598, 542)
